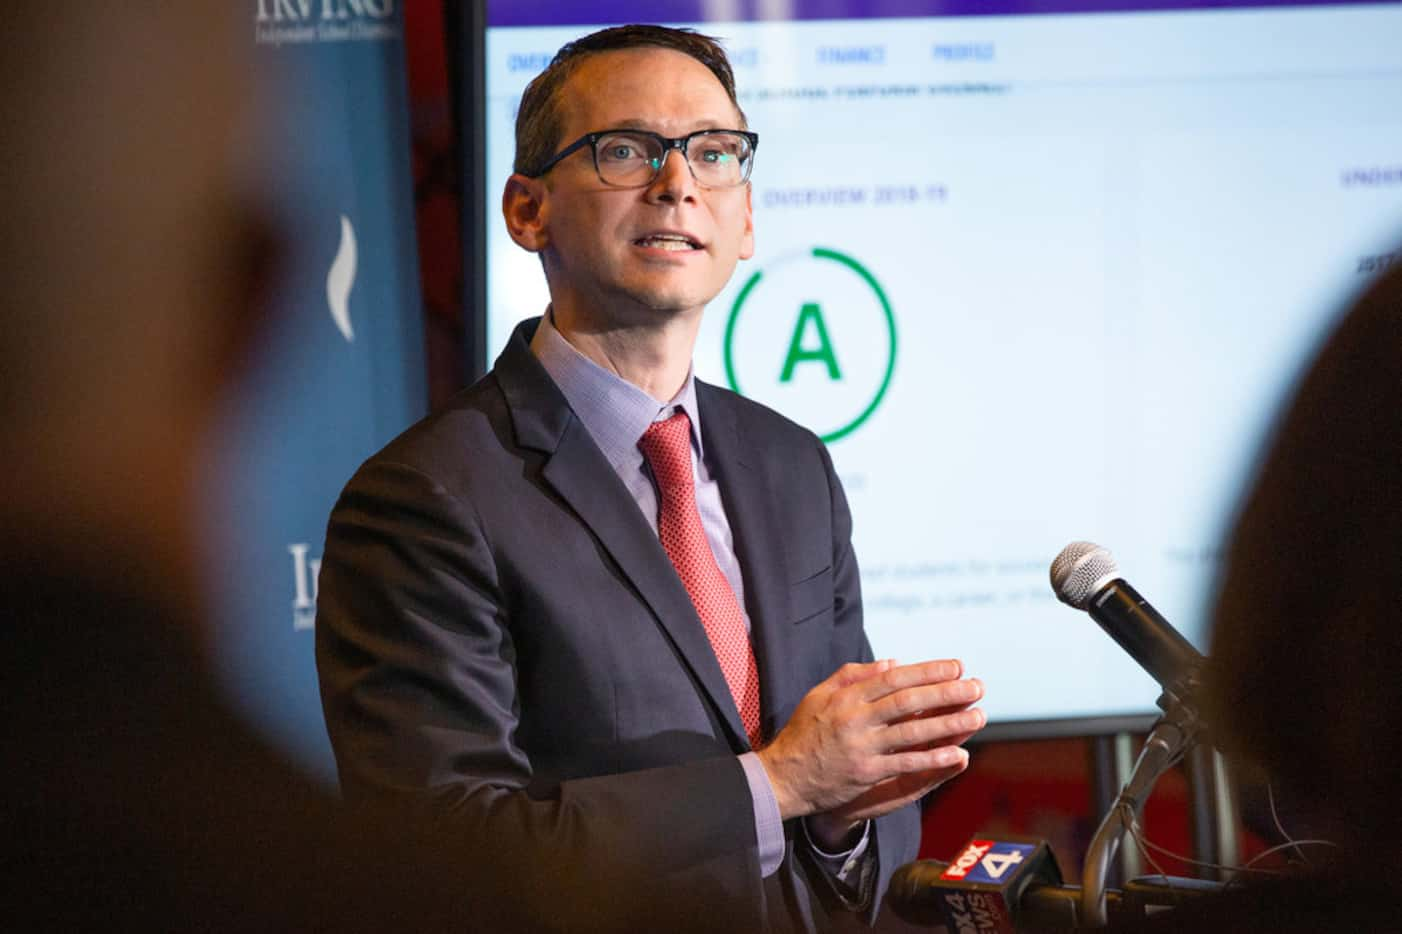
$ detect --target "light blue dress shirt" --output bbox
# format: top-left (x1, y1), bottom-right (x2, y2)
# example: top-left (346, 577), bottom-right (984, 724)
top-left (529, 311), bottom-right (871, 895)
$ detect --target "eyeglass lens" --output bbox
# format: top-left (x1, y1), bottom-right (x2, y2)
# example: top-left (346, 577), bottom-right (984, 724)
top-left (594, 131), bottom-right (753, 187)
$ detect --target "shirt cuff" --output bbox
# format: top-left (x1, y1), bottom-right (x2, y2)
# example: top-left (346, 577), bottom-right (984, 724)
top-left (738, 752), bottom-right (785, 877)
top-left (801, 817), bottom-right (875, 910)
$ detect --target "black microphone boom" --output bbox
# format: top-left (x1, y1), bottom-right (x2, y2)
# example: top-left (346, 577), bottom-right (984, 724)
top-left (1049, 541), bottom-right (1202, 695)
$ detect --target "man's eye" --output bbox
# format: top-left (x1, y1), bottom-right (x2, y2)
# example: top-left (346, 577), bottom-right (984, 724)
top-left (698, 149), bottom-right (733, 164)
top-left (600, 139), bottom-right (648, 161)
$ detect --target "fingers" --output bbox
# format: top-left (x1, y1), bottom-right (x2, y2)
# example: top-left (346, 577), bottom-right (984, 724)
top-left (884, 742), bottom-right (969, 776)
top-left (939, 727), bottom-right (982, 750)
top-left (881, 706), bottom-right (985, 751)
top-left (854, 659), bottom-right (964, 703)
top-left (766, 659), bottom-right (984, 821)
top-left (830, 759), bottom-right (971, 823)
top-left (871, 677), bottom-right (984, 726)
top-left (870, 763), bottom-right (964, 807)
top-left (825, 658), bottom-right (896, 689)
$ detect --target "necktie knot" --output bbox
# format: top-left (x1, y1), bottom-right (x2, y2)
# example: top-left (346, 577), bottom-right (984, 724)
top-left (638, 412), bottom-right (695, 498)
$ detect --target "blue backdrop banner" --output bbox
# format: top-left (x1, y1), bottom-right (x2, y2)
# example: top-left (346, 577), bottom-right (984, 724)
top-left (207, 1), bottom-right (424, 782)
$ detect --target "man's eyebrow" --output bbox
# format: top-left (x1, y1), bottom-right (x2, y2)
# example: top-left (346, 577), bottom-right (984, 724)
top-left (606, 117), bottom-right (742, 132)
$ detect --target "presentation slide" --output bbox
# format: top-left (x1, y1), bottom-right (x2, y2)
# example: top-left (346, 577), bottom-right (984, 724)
top-left (483, 2), bottom-right (1402, 730)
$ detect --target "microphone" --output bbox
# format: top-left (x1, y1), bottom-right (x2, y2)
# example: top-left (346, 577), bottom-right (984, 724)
top-left (1050, 543), bottom-right (1210, 925)
top-left (889, 836), bottom-right (1066, 933)
top-left (1049, 541), bottom-right (1202, 694)
top-left (891, 849), bottom-right (1222, 930)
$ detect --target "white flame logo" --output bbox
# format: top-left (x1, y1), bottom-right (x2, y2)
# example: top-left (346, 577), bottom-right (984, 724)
top-left (327, 214), bottom-right (357, 342)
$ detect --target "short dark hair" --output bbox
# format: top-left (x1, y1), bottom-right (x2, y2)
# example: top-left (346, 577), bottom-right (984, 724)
top-left (513, 24), bottom-right (745, 177)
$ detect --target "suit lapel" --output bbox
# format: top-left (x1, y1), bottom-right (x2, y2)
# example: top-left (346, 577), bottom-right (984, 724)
top-left (494, 322), bottom-right (750, 750)
top-left (696, 382), bottom-right (802, 743)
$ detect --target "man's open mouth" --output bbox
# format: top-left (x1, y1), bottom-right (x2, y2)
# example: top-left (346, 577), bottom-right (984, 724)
top-left (634, 234), bottom-right (701, 251)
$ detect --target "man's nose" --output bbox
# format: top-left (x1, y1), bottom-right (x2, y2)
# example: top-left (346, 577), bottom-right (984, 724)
top-left (647, 148), bottom-right (697, 202)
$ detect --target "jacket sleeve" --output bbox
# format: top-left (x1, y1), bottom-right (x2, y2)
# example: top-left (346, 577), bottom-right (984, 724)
top-left (314, 457), bottom-right (762, 933)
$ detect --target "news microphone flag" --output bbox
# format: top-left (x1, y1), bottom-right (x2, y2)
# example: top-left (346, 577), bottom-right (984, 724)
top-left (890, 835), bottom-right (1063, 933)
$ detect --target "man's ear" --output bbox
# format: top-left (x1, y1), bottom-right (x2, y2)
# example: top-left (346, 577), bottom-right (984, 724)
top-left (502, 173), bottom-right (550, 253)
top-left (738, 183), bottom-right (755, 261)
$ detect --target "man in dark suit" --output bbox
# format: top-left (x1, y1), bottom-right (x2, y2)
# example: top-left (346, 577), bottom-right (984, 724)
top-left (316, 25), bottom-right (986, 932)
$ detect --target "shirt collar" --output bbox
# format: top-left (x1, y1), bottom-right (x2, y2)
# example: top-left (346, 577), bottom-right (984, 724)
top-left (529, 309), bottom-right (705, 472)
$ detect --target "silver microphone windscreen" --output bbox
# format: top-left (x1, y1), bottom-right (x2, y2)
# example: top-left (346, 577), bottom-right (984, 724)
top-left (1049, 541), bottom-right (1120, 610)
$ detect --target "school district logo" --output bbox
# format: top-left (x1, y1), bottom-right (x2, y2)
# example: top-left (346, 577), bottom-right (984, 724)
top-left (255, 0), bottom-right (401, 47)
top-left (327, 214), bottom-right (356, 342)
top-left (288, 543), bottom-right (321, 631)
top-left (723, 247), bottom-right (896, 442)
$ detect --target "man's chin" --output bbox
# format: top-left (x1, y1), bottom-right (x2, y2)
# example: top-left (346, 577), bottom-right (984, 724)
top-left (616, 286), bottom-right (717, 320)
top-left (621, 263), bottom-right (735, 311)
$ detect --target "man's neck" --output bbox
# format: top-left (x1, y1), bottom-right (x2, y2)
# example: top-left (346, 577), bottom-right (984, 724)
top-left (548, 305), bottom-right (701, 403)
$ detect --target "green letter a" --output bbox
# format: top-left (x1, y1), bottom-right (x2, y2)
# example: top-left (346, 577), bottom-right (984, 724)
top-left (780, 303), bottom-right (842, 382)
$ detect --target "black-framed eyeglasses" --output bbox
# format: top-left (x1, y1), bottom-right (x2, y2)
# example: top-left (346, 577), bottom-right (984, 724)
top-left (529, 128), bottom-right (759, 189)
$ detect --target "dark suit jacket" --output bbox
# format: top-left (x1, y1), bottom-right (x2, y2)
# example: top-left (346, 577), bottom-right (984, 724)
top-left (316, 318), bottom-right (921, 932)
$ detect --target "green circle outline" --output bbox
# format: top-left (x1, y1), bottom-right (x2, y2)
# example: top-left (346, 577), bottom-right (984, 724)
top-left (723, 246), bottom-right (897, 443)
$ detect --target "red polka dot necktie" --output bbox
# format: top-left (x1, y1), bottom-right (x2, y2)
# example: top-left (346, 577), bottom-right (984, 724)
top-left (638, 411), bottom-right (762, 747)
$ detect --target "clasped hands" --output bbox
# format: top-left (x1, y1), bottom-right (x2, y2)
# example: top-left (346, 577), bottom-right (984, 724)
top-left (755, 659), bottom-right (984, 850)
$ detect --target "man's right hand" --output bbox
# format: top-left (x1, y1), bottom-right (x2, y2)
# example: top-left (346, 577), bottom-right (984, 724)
top-left (755, 659), bottom-right (984, 836)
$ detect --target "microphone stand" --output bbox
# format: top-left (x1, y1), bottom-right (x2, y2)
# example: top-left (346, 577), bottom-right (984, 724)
top-left (1080, 671), bottom-right (1204, 926)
